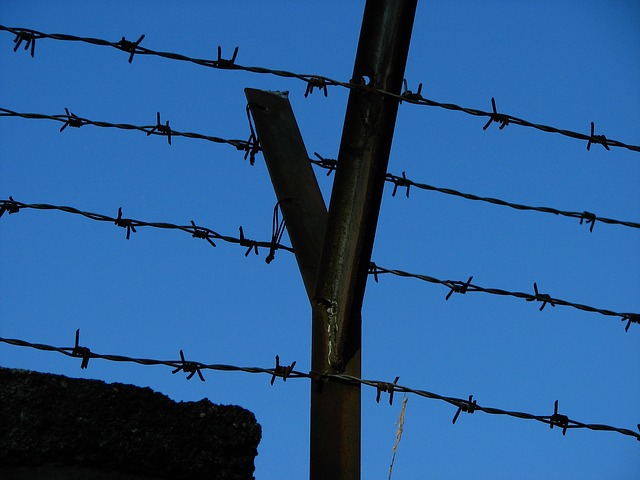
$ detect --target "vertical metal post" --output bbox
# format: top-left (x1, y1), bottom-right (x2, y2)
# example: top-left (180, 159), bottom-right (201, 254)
top-left (310, 2), bottom-right (417, 480)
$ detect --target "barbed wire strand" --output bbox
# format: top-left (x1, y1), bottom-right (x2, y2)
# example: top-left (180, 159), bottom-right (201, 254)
top-left (0, 197), bottom-right (292, 261)
top-left (367, 263), bottom-right (639, 331)
top-left (310, 154), bottom-right (640, 232)
top-left (0, 107), bottom-right (257, 155)
top-left (1, 106), bottom-right (637, 233)
top-left (2, 25), bottom-right (638, 153)
top-left (0, 333), bottom-right (638, 441)
top-left (2, 198), bottom-right (637, 331)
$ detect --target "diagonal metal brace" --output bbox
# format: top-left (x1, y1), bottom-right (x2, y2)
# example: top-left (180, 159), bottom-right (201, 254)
top-left (244, 88), bottom-right (327, 300)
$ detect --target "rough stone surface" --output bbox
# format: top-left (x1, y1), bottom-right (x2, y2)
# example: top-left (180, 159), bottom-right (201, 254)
top-left (0, 368), bottom-right (261, 480)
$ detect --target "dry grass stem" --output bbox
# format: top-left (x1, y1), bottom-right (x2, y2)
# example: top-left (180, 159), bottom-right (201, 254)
top-left (388, 394), bottom-right (408, 480)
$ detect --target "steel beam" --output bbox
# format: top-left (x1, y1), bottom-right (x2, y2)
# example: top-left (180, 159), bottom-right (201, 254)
top-left (310, 1), bottom-right (417, 479)
top-left (313, 0), bottom-right (417, 373)
top-left (245, 2), bottom-right (417, 478)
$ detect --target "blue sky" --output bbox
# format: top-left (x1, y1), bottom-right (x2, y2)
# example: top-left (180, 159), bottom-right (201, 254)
top-left (1, 1), bottom-right (639, 479)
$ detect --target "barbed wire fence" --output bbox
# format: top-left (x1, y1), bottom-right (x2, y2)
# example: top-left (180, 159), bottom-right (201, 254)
top-left (1, 22), bottom-right (639, 458)
top-left (2, 25), bottom-right (640, 153)
top-left (1, 333), bottom-right (638, 441)
top-left (0, 197), bottom-right (293, 261)
top-left (1, 198), bottom-right (638, 331)
top-left (2, 108), bottom-right (639, 233)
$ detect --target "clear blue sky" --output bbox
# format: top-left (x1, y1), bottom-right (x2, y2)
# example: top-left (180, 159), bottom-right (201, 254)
top-left (1, 1), bottom-right (639, 478)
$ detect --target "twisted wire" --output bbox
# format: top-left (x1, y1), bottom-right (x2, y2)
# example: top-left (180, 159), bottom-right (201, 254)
top-left (2, 198), bottom-right (635, 329)
top-left (310, 155), bottom-right (640, 232)
top-left (2, 25), bottom-right (638, 152)
top-left (0, 198), bottom-right (293, 259)
top-left (368, 264), bottom-right (639, 330)
top-left (0, 335), bottom-right (301, 379)
top-left (1, 334), bottom-right (637, 441)
top-left (0, 107), bottom-right (255, 152)
top-left (2, 104), bottom-right (637, 233)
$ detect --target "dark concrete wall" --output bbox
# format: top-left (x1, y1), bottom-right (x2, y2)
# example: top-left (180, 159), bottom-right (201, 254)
top-left (0, 464), bottom-right (164, 480)
top-left (0, 368), bottom-right (261, 480)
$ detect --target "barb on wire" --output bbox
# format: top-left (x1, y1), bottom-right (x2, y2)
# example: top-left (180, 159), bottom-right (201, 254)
top-left (71, 329), bottom-right (91, 369)
top-left (190, 220), bottom-right (216, 247)
top-left (171, 349), bottom-right (205, 381)
top-left (445, 276), bottom-right (473, 301)
top-left (483, 97), bottom-right (510, 130)
top-left (367, 265), bottom-right (638, 331)
top-left (13, 30), bottom-right (36, 57)
top-left (580, 211), bottom-right (597, 232)
top-left (0, 196), bottom-right (19, 218)
top-left (376, 376), bottom-right (400, 405)
top-left (550, 400), bottom-right (569, 435)
top-left (313, 158), bottom-right (640, 232)
top-left (0, 198), bottom-right (293, 259)
top-left (305, 77), bottom-right (328, 98)
top-left (0, 107), bottom-right (255, 152)
top-left (587, 122), bottom-right (610, 151)
top-left (146, 111), bottom-right (172, 145)
top-left (215, 45), bottom-right (239, 68)
top-left (400, 79), bottom-right (424, 104)
top-left (2, 334), bottom-right (638, 441)
top-left (452, 395), bottom-right (477, 424)
top-left (389, 171), bottom-right (411, 198)
top-left (2, 25), bottom-right (637, 152)
top-left (239, 226), bottom-right (260, 257)
top-left (114, 207), bottom-right (136, 240)
top-left (526, 282), bottom-right (556, 311)
top-left (60, 108), bottom-right (84, 132)
top-left (117, 34), bottom-right (145, 63)
top-left (622, 314), bottom-right (640, 333)
top-left (368, 262), bottom-right (381, 283)
top-left (312, 152), bottom-right (337, 176)
top-left (270, 355), bottom-right (296, 385)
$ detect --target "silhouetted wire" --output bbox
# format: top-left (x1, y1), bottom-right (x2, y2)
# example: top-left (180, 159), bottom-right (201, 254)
top-left (0, 198), bottom-right (292, 259)
top-left (2, 103), bottom-right (637, 234)
top-left (2, 105), bottom-right (637, 233)
top-left (2, 198), bottom-right (636, 330)
top-left (0, 334), bottom-right (638, 441)
top-left (310, 155), bottom-right (640, 232)
top-left (0, 107), bottom-right (256, 153)
top-left (2, 25), bottom-right (638, 152)
top-left (367, 263), bottom-right (639, 331)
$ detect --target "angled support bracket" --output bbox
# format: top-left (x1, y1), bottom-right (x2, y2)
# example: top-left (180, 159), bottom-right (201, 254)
top-left (245, 2), bottom-right (416, 478)
top-left (244, 88), bottom-right (327, 300)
